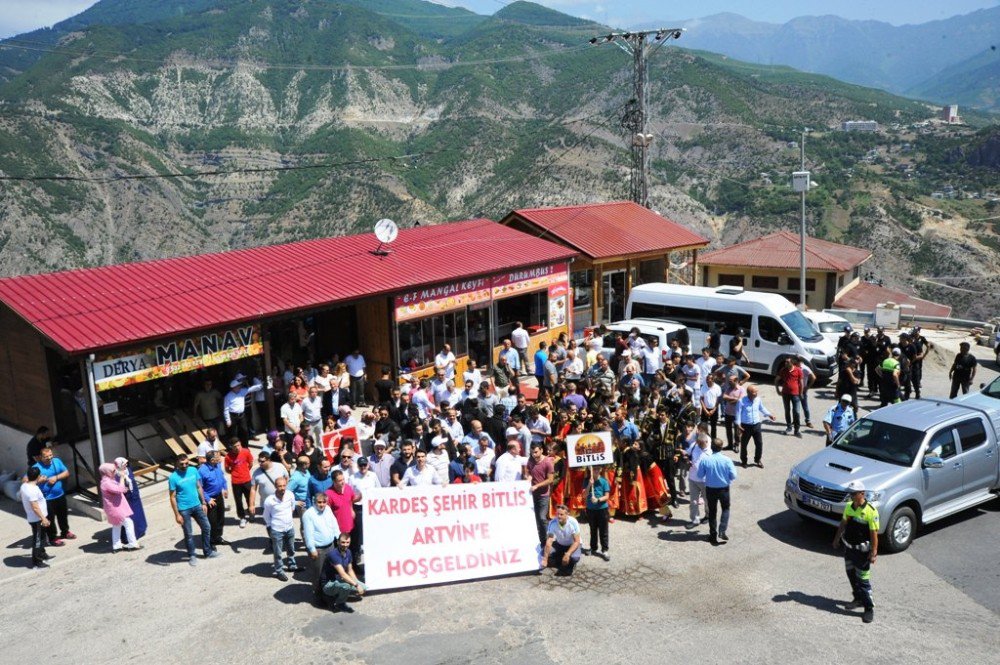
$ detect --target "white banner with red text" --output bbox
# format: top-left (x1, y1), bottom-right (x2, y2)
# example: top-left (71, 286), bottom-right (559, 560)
top-left (362, 480), bottom-right (540, 590)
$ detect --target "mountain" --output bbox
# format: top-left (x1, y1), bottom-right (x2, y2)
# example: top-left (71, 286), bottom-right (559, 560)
top-left (908, 48), bottom-right (1000, 112)
top-left (0, 0), bottom-right (998, 318)
top-left (675, 8), bottom-right (1000, 111)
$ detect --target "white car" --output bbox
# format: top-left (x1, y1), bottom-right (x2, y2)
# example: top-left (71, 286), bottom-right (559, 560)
top-left (803, 311), bottom-right (852, 345)
top-left (581, 319), bottom-right (690, 365)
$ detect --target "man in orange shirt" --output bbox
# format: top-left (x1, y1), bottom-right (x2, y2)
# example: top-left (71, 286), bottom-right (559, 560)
top-left (224, 438), bottom-right (255, 528)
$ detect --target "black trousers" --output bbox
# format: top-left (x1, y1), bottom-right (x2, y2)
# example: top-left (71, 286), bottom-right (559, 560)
top-left (30, 521), bottom-right (48, 564)
top-left (207, 494), bottom-right (226, 543)
top-left (548, 541), bottom-right (578, 575)
top-left (351, 507), bottom-right (363, 562)
top-left (724, 414), bottom-right (737, 449)
top-left (910, 362), bottom-right (923, 398)
top-left (232, 482), bottom-right (251, 520)
top-left (228, 411), bottom-right (250, 446)
top-left (350, 376), bottom-right (365, 406)
top-left (949, 377), bottom-right (971, 399)
top-left (865, 361), bottom-right (879, 392)
top-left (703, 409), bottom-right (719, 441)
top-left (44, 495), bottom-right (70, 540)
top-left (586, 508), bottom-right (609, 553)
top-left (705, 486), bottom-right (731, 540)
top-left (739, 423), bottom-right (763, 465)
top-left (657, 455), bottom-right (677, 502)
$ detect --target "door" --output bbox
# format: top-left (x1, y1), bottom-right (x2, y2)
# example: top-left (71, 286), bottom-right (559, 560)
top-left (602, 270), bottom-right (626, 323)
top-left (922, 426), bottom-right (964, 510)
top-left (467, 304), bottom-right (492, 369)
top-left (752, 315), bottom-right (790, 374)
top-left (954, 418), bottom-right (996, 494)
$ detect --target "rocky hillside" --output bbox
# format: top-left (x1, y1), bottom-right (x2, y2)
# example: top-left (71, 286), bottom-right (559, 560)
top-left (0, 0), bottom-right (997, 318)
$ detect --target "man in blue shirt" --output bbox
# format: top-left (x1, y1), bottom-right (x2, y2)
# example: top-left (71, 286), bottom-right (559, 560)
top-left (169, 455), bottom-right (217, 566)
top-left (699, 438), bottom-right (738, 546)
top-left (32, 447), bottom-right (73, 545)
top-left (198, 450), bottom-right (229, 546)
top-left (319, 532), bottom-right (366, 612)
top-left (534, 342), bottom-right (549, 398)
top-left (611, 409), bottom-right (640, 446)
top-left (308, 459), bottom-right (335, 502)
top-left (734, 384), bottom-right (776, 468)
top-left (823, 395), bottom-right (857, 446)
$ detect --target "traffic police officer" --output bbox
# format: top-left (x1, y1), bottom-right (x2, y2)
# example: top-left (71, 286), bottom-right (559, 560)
top-left (822, 394), bottom-right (856, 446)
top-left (832, 480), bottom-right (879, 623)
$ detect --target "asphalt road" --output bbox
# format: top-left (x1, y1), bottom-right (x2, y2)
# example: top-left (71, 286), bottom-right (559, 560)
top-left (0, 333), bottom-right (997, 664)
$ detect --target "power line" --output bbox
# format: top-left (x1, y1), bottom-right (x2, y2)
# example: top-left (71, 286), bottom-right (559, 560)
top-left (0, 150), bottom-right (445, 184)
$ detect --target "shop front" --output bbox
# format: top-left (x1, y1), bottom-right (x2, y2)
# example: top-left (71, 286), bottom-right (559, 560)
top-left (394, 262), bottom-right (571, 379)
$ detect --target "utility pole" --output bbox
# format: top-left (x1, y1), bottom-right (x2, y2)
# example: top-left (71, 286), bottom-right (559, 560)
top-left (590, 28), bottom-right (683, 208)
top-left (792, 129), bottom-right (812, 310)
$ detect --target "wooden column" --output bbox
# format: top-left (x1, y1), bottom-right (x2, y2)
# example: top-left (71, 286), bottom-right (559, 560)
top-left (690, 249), bottom-right (699, 286)
top-left (261, 331), bottom-right (277, 433)
top-left (592, 268), bottom-right (601, 325)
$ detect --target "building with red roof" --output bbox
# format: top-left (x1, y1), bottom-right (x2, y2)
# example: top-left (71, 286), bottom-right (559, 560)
top-left (833, 282), bottom-right (952, 318)
top-left (0, 218), bottom-right (576, 483)
top-left (699, 231), bottom-right (873, 310)
top-left (500, 201), bottom-right (709, 329)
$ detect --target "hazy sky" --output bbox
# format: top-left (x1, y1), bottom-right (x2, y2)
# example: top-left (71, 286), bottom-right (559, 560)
top-left (2, 0), bottom-right (999, 38)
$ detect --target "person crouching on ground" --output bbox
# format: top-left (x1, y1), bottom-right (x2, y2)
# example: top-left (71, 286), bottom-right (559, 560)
top-left (542, 504), bottom-right (582, 576)
top-left (319, 532), bottom-right (366, 613)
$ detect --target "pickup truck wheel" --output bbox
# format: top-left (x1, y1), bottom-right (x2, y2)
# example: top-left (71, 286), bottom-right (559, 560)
top-left (884, 506), bottom-right (916, 553)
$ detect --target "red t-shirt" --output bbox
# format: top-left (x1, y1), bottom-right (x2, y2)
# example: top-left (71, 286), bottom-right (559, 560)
top-left (325, 485), bottom-right (356, 533)
top-left (527, 456), bottom-right (554, 497)
top-left (224, 448), bottom-right (254, 485)
top-left (780, 366), bottom-right (803, 396)
top-left (453, 474), bottom-right (482, 484)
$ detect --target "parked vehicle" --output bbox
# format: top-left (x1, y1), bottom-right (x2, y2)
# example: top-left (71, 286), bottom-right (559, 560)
top-left (582, 319), bottom-right (690, 363)
top-left (625, 283), bottom-right (838, 380)
top-left (803, 310), bottom-right (852, 345)
top-left (785, 383), bottom-right (1000, 552)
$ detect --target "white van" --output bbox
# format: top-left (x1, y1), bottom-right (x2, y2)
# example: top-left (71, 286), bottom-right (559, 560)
top-left (626, 283), bottom-right (838, 381)
top-left (802, 310), bottom-right (852, 345)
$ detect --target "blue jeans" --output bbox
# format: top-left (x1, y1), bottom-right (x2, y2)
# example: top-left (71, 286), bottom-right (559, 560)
top-left (268, 527), bottom-right (296, 573)
top-left (180, 506), bottom-right (212, 558)
top-left (782, 394), bottom-right (802, 433)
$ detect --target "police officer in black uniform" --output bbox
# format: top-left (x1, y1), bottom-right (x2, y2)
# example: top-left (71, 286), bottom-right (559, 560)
top-left (909, 326), bottom-right (930, 399)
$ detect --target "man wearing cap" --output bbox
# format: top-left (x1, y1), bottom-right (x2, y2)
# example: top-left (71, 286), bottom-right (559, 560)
top-left (909, 326), bottom-right (930, 399)
top-left (367, 440), bottom-right (393, 487)
top-left (859, 326), bottom-right (876, 392)
top-left (223, 377), bottom-right (263, 446)
top-left (832, 480), bottom-right (879, 623)
top-left (823, 395), bottom-right (856, 446)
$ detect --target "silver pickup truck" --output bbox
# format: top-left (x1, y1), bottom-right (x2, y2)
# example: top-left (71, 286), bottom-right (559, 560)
top-left (785, 376), bottom-right (1000, 552)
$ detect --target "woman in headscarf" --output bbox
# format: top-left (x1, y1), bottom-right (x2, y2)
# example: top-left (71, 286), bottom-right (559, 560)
top-left (100, 462), bottom-right (141, 552)
top-left (115, 457), bottom-right (147, 539)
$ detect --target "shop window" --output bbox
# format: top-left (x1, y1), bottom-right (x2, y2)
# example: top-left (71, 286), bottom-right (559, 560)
top-left (495, 290), bottom-right (548, 340)
top-left (751, 275), bottom-right (779, 289)
top-left (399, 310), bottom-right (469, 370)
top-left (570, 270), bottom-right (593, 309)
top-left (717, 273), bottom-right (745, 287)
top-left (787, 277), bottom-right (817, 291)
top-left (838, 273), bottom-right (845, 288)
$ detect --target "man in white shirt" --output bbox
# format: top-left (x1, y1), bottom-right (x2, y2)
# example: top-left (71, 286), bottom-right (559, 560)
top-left (430, 369), bottom-right (451, 406)
top-left (696, 348), bottom-right (717, 382)
top-left (494, 439), bottom-right (528, 482)
top-left (301, 387), bottom-right (324, 446)
top-left (499, 339), bottom-right (521, 374)
top-left (510, 322), bottom-right (531, 375)
top-left (525, 406), bottom-right (551, 445)
top-left (426, 436), bottom-right (451, 485)
top-left (281, 390), bottom-right (305, 435)
top-left (434, 343), bottom-right (457, 381)
top-left (463, 359), bottom-right (484, 392)
top-left (311, 364), bottom-right (334, 417)
top-left (443, 409), bottom-right (465, 441)
top-left (700, 374), bottom-right (723, 440)
top-left (472, 435), bottom-right (496, 478)
top-left (263, 476), bottom-right (301, 581)
top-left (344, 349), bottom-right (367, 407)
top-left (410, 379), bottom-right (435, 420)
top-left (401, 450), bottom-right (443, 487)
top-left (682, 356), bottom-right (703, 400)
top-left (223, 378), bottom-right (264, 445)
top-left (196, 427), bottom-right (223, 463)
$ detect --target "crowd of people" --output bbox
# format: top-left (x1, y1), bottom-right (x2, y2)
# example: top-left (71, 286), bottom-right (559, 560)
top-left (17, 320), bottom-right (979, 609)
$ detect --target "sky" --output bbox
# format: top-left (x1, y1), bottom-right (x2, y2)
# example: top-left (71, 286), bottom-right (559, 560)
top-left (1, 0), bottom-right (999, 38)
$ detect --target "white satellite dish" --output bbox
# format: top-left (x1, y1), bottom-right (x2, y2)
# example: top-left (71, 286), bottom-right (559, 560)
top-left (374, 218), bottom-right (398, 244)
top-left (371, 218), bottom-right (398, 257)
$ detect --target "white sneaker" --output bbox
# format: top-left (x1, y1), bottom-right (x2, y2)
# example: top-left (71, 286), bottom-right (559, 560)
top-left (239, 518), bottom-right (248, 529)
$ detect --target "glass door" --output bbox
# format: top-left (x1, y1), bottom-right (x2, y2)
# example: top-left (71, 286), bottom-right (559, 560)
top-left (602, 270), bottom-right (626, 323)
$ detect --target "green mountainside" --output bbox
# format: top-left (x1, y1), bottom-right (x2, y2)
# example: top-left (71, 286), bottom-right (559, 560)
top-left (0, 0), bottom-right (997, 317)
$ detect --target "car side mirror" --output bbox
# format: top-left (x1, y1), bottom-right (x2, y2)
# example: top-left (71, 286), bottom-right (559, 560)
top-left (922, 456), bottom-right (944, 469)
top-left (777, 333), bottom-right (792, 346)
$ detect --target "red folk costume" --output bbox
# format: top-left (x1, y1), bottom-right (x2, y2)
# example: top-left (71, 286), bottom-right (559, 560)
top-left (549, 454), bottom-right (567, 519)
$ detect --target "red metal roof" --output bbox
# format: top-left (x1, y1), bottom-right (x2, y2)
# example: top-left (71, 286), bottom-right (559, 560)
top-left (699, 231), bottom-right (872, 272)
top-left (0, 219), bottom-right (577, 355)
top-left (501, 201), bottom-right (708, 260)
top-left (834, 282), bottom-right (953, 318)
